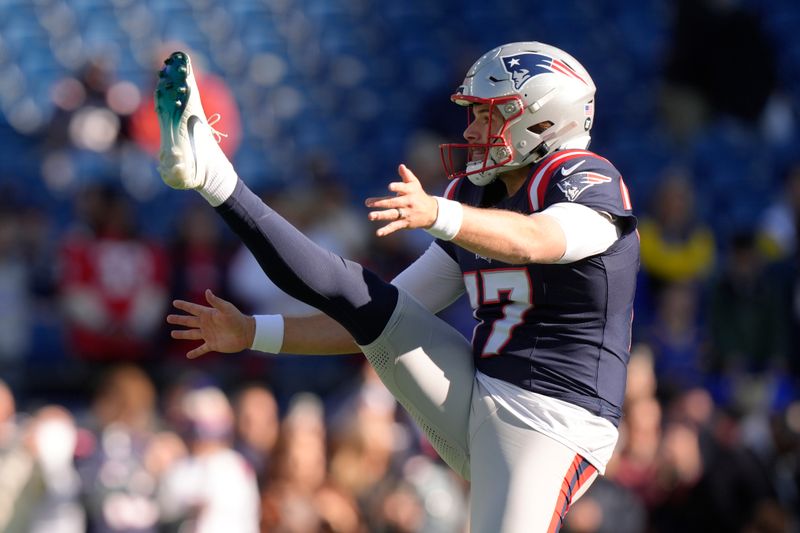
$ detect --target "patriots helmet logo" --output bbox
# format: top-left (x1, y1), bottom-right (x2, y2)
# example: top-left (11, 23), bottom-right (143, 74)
top-left (501, 53), bottom-right (588, 91)
top-left (557, 172), bottom-right (612, 202)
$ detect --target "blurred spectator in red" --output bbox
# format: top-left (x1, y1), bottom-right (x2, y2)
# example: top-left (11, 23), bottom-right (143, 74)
top-left (129, 44), bottom-right (241, 159)
top-left (233, 384), bottom-right (279, 486)
top-left (158, 385), bottom-right (259, 533)
top-left (638, 170), bottom-right (716, 295)
top-left (709, 231), bottom-right (787, 377)
top-left (58, 185), bottom-right (168, 361)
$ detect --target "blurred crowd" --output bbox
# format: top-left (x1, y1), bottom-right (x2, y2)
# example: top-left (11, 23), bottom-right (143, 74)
top-left (0, 365), bottom-right (468, 532)
top-left (2, 0), bottom-right (800, 531)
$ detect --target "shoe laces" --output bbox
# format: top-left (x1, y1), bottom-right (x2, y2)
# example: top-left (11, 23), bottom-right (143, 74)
top-left (207, 113), bottom-right (228, 143)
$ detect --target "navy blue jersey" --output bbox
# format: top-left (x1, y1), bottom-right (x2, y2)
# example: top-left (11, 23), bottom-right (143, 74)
top-left (438, 149), bottom-right (639, 426)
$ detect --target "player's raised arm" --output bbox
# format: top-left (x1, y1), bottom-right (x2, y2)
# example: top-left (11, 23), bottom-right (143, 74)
top-left (366, 164), bottom-right (568, 265)
top-left (167, 289), bottom-right (359, 359)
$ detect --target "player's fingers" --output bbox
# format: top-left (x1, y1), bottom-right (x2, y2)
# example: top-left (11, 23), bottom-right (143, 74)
top-left (171, 329), bottom-right (204, 341)
top-left (398, 164), bottom-right (420, 185)
top-left (376, 220), bottom-right (408, 237)
top-left (364, 195), bottom-right (395, 208)
top-left (388, 181), bottom-right (412, 194)
top-left (205, 289), bottom-right (233, 313)
top-left (173, 299), bottom-right (210, 316)
top-left (187, 343), bottom-right (211, 359)
top-left (364, 197), bottom-right (406, 210)
top-left (367, 208), bottom-right (405, 222)
top-left (166, 314), bottom-right (200, 328)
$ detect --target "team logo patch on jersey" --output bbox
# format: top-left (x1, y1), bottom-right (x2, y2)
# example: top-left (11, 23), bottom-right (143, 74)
top-left (501, 53), bottom-right (588, 91)
top-left (557, 172), bottom-right (612, 202)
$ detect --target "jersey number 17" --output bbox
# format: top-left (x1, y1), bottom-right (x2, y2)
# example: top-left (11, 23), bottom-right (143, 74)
top-left (463, 268), bottom-right (533, 358)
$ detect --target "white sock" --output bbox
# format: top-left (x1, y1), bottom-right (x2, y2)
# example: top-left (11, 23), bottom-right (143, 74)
top-left (194, 123), bottom-right (238, 207)
top-left (197, 156), bottom-right (238, 206)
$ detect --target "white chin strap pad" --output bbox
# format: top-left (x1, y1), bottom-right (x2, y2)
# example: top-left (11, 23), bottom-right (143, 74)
top-left (466, 162), bottom-right (499, 186)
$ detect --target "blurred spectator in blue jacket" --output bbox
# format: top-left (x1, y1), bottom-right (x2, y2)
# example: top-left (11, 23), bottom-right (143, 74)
top-left (647, 282), bottom-right (708, 396)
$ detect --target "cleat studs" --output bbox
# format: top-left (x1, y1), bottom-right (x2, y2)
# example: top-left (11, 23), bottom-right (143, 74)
top-left (175, 100), bottom-right (182, 107)
top-left (173, 52), bottom-right (185, 60)
top-left (178, 66), bottom-right (187, 73)
top-left (178, 86), bottom-right (187, 93)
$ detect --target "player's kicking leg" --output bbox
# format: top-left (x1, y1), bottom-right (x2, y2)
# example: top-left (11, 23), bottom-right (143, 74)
top-left (155, 52), bottom-right (474, 478)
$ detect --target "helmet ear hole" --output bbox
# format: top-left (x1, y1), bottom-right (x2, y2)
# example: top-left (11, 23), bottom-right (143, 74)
top-left (528, 120), bottom-right (554, 135)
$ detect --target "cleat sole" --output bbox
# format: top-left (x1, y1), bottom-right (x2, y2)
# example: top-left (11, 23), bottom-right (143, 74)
top-left (155, 52), bottom-right (191, 135)
top-left (155, 51), bottom-right (194, 188)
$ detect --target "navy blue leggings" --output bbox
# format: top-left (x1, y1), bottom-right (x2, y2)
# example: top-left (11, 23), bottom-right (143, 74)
top-left (215, 179), bottom-right (399, 345)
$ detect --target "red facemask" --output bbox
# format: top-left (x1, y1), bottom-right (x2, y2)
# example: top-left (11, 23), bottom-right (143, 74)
top-left (439, 94), bottom-right (523, 181)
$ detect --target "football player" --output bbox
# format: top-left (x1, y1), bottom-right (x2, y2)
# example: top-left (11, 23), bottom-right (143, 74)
top-left (159, 42), bottom-right (638, 532)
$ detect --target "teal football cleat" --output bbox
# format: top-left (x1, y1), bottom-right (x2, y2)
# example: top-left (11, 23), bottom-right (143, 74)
top-left (156, 51), bottom-right (233, 197)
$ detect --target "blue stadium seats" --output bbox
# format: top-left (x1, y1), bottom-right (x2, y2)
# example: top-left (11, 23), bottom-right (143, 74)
top-left (0, 0), bottom-right (796, 212)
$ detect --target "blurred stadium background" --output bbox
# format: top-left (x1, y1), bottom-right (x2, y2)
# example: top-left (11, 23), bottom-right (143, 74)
top-left (1, 0), bottom-right (800, 531)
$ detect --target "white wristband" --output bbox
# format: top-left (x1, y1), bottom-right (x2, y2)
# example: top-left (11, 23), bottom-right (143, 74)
top-left (251, 314), bottom-right (284, 354)
top-left (425, 196), bottom-right (463, 241)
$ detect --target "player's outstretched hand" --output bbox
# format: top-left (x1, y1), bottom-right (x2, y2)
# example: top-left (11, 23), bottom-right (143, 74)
top-left (365, 164), bottom-right (438, 237)
top-left (167, 289), bottom-right (255, 359)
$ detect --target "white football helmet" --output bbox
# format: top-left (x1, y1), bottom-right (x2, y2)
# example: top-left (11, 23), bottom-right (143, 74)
top-left (440, 42), bottom-right (597, 186)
